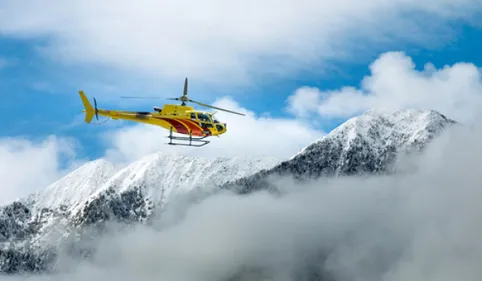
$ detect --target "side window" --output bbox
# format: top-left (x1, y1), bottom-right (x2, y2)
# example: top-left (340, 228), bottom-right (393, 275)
top-left (191, 113), bottom-right (196, 120)
top-left (197, 114), bottom-right (209, 122)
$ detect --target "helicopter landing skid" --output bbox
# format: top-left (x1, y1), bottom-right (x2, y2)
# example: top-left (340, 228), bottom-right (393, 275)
top-left (166, 127), bottom-right (210, 147)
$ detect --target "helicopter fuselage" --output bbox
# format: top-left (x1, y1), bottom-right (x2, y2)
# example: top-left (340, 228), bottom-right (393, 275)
top-left (94, 104), bottom-right (227, 137)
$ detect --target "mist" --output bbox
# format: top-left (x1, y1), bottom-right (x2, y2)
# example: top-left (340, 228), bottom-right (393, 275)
top-left (5, 125), bottom-right (482, 281)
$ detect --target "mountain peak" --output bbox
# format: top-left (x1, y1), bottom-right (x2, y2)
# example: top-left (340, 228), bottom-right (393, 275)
top-left (25, 157), bottom-right (118, 211)
top-left (297, 108), bottom-right (455, 159)
top-left (227, 109), bottom-right (456, 194)
top-left (359, 108), bottom-right (452, 126)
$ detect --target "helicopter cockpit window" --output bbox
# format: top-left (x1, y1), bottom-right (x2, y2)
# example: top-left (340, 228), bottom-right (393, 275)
top-left (197, 113), bottom-right (212, 123)
top-left (190, 113), bottom-right (196, 120)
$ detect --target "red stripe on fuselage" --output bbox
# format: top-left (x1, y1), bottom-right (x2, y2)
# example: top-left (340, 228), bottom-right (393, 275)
top-left (178, 119), bottom-right (205, 136)
top-left (157, 117), bottom-right (189, 134)
top-left (183, 119), bottom-right (213, 136)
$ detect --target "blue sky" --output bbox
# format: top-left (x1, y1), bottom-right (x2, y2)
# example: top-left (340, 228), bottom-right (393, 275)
top-left (1, 0), bottom-right (482, 172)
top-left (3, 23), bottom-right (482, 160)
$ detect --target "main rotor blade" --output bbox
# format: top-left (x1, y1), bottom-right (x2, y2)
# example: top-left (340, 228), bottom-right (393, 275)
top-left (188, 99), bottom-right (245, 116)
top-left (183, 77), bottom-right (188, 97)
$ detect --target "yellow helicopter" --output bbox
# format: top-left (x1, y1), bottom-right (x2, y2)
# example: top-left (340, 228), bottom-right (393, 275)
top-left (79, 77), bottom-right (245, 147)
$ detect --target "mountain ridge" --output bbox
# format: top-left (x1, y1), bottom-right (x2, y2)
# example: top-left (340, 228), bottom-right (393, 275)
top-left (23, 158), bottom-right (118, 212)
top-left (223, 108), bottom-right (457, 194)
top-left (0, 108), bottom-right (458, 275)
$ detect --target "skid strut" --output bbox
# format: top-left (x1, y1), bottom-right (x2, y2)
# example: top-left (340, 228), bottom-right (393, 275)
top-left (167, 127), bottom-right (210, 147)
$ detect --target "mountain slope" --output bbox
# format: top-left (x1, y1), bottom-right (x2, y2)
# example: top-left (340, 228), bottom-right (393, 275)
top-left (0, 152), bottom-right (280, 263)
top-left (24, 158), bottom-right (118, 212)
top-left (225, 109), bottom-right (457, 193)
top-left (71, 152), bottom-right (280, 226)
top-left (0, 152), bottom-right (279, 273)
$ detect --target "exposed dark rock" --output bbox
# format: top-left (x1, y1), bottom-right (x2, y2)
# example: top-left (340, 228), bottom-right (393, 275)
top-left (223, 109), bottom-right (457, 194)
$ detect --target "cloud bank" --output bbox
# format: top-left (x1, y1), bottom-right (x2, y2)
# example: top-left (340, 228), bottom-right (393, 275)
top-left (287, 51), bottom-right (482, 124)
top-left (0, 0), bottom-right (480, 86)
top-left (0, 136), bottom-right (79, 205)
top-left (4, 121), bottom-right (482, 281)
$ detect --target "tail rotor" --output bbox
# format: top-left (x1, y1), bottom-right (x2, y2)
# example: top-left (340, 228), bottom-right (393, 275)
top-left (79, 90), bottom-right (101, 123)
top-left (93, 97), bottom-right (99, 121)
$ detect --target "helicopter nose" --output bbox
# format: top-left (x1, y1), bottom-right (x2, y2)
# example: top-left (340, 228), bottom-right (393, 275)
top-left (215, 123), bottom-right (227, 133)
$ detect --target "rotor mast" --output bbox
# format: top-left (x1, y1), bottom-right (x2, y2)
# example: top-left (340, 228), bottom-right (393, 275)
top-left (121, 77), bottom-right (246, 116)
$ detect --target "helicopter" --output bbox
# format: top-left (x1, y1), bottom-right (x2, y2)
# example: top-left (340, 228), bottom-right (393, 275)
top-left (78, 77), bottom-right (245, 147)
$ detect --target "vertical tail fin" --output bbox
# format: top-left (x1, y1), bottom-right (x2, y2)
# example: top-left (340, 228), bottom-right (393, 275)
top-left (79, 90), bottom-right (95, 123)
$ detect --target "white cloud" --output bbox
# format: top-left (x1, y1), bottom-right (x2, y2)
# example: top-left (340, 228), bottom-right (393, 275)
top-left (286, 87), bottom-right (323, 118)
top-left (6, 125), bottom-right (482, 281)
top-left (287, 51), bottom-right (482, 124)
top-left (0, 0), bottom-right (480, 86)
top-left (103, 97), bottom-right (323, 163)
top-left (0, 136), bottom-right (79, 205)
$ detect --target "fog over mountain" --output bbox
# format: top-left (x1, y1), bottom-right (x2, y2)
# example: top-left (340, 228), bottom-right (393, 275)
top-left (3, 110), bottom-right (481, 281)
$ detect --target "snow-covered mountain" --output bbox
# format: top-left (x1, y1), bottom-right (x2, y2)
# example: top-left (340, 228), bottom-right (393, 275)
top-left (71, 152), bottom-right (280, 226)
top-left (0, 152), bottom-right (279, 273)
top-left (24, 159), bottom-right (118, 211)
top-left (0, 108), bottom-right (457, 274)
top-left (225, 109), bottom-right (457, 194)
